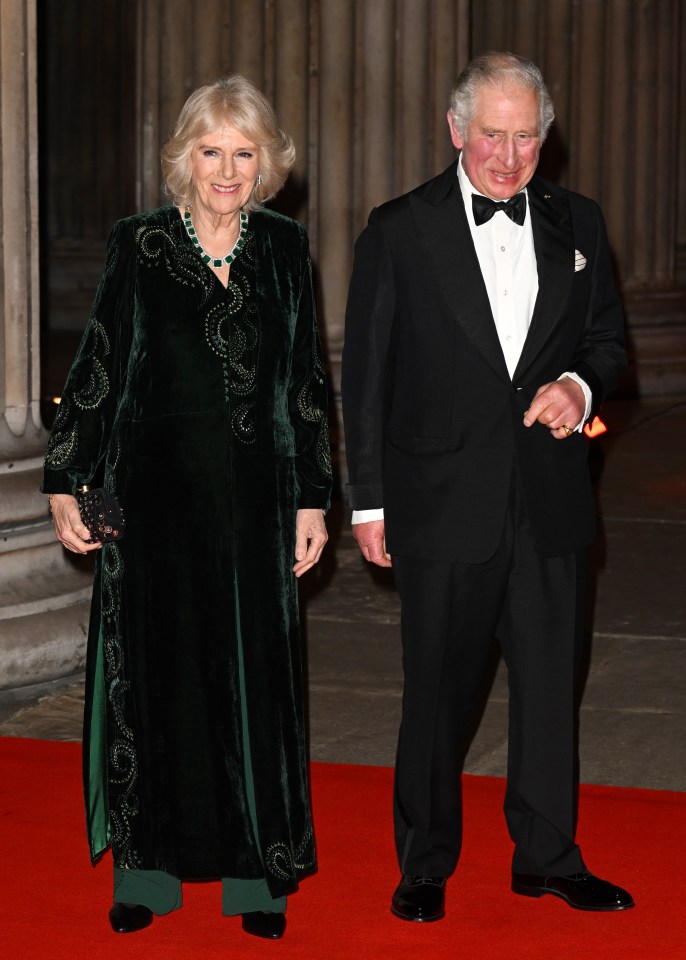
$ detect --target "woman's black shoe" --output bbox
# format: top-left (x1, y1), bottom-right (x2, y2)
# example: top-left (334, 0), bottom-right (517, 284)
top-left (241, 910), bottom-right (287, 939)
top-left (109, 902), bottom-right (153, 933)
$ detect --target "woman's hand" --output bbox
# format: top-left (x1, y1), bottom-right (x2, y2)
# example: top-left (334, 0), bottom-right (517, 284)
top-left (293, 508), bottom-right (328, 578)
top-left (48, 494), bottom-right (102, 555)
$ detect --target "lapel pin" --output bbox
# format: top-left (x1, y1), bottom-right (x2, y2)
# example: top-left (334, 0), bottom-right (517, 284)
top-left (544, 194), bottom-right (551, 199)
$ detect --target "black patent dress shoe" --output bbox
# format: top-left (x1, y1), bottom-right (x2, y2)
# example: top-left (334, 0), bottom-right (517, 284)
top-left (512, 870), bottom-right (634, 911)
top-left (391, 876), bottom-right (446, 922)
top-left (109, 902), bottom-right (153, 933)
top-left (241, 910), bottom-right (287, 939)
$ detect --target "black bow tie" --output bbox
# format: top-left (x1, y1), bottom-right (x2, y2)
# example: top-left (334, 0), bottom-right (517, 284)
top-left (472, 192), bottom-right (527, 226)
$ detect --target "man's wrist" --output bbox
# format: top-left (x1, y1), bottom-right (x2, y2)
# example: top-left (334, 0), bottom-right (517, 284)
top-left (559, 372), bottom-right (592, 431)
top-left (351, 507), bottom-right (384, 524)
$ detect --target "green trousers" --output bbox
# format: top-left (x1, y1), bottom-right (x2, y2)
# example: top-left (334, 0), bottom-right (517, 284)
top-left (112, 577), bottom-right (286, 916)
top-left (113, 867), bottom-right (286, 916)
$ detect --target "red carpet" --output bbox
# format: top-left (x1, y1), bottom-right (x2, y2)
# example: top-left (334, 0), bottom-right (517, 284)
top-left (1, 738), bottom-right (683, 959)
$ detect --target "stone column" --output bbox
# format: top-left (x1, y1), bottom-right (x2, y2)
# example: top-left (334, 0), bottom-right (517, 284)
top-left (471, 0), bottom-right (686, 396)
top-left (0, 0), bottom-right (92, 691)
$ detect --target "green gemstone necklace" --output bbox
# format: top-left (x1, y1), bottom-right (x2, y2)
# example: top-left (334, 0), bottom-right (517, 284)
top-left (183, 208), bottom-right (248, 268)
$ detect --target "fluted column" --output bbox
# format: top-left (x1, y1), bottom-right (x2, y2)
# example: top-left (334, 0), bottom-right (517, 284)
top-left (1, 0), bottom-right (41, 461)
top-left (316, 0), bottom-right (356, 383)
top-left (0, 0), bottom-right (93, 690)
top-left (472, 0), bottom-right (686, 396)
top-left (606, 0), bottom-right (685, 395)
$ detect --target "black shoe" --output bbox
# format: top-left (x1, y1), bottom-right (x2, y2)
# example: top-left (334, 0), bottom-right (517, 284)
top-left (109, 902), bottom-right (153, 933)
top-left (241, 910), bottom-right (287, 939)
top-left (512, 870), bottom-right (634, 911)
top-left (391, 876), bottom-right (446, 922)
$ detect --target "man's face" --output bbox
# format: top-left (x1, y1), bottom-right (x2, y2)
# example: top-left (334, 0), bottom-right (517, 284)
top-left (448, 83), bottom-right (542, 199)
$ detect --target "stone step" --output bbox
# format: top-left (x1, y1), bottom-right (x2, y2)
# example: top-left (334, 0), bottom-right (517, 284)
top-left (0, 466), bottom-right (48, 526)
top-left (0, 519), bottom-right (57, 554)
top-left (0, 601), bottom-right (91, 690)
top-left (0, 541), bottom-right (93, 620)
top-left (0, 454), bottom-right (94, 691)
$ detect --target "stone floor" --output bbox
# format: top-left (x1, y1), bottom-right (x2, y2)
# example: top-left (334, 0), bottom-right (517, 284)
top-left (1, 397), bottom-right (685, 792)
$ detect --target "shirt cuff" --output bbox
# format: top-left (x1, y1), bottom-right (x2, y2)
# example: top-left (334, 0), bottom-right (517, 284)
top-left (559, 372), bottom-right (592, 431)
top-left (351, 508), bottom-right (385, 524)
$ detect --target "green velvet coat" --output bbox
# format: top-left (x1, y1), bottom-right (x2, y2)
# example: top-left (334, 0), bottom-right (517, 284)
top-left (42, 205), bottom-right (332, 897)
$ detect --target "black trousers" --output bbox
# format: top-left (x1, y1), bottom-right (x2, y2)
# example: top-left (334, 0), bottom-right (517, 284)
top-left (392, 474), bottom-right (587, 879)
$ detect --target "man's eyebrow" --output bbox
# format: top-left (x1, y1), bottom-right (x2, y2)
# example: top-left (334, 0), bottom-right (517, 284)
top-left (478, 124), bottom-right (538, 135)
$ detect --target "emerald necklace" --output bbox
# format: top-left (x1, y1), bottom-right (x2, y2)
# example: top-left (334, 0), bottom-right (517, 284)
top-left (183, 208), bottom-right (248, 267)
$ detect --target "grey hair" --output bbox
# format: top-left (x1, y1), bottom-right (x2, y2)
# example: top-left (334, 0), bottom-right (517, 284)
top-left (160, 75), bottom-right (295, 212)
top-left (448, 51), bottom-right (555, 143)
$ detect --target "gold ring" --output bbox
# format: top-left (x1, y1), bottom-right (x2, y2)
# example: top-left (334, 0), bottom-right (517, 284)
top-left (563, 425), bottom-right (573, 437)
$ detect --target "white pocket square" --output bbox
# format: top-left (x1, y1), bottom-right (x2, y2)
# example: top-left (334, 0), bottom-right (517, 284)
top-left (574, 250), bottom-right (587, 272)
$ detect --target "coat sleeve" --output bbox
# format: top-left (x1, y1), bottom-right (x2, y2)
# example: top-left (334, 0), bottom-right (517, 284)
top-left (341, 208), bottom-right (396, 510)
top-left (42, 219), bottom-right (135, 494)
top-left (569, 203), bottom-right (626, 413)
top-left (288, 226), bottom-right (332, 511)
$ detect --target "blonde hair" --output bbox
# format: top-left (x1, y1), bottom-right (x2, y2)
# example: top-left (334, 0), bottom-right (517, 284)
top-left (161, 75), bottom-right (296, 212)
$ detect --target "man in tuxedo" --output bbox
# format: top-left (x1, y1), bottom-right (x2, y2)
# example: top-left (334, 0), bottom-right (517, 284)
top-left (342, 52), bottom-right (633, 921)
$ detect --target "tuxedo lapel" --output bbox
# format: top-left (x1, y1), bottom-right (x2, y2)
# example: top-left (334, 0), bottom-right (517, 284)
top-left (514, 177), bottom-right (575, 379)
top-left (410, 166), bottom-right (510, 382)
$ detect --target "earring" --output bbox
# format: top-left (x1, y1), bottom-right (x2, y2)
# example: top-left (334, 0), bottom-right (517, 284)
top-left (255, 173), bottom-right (262, 187)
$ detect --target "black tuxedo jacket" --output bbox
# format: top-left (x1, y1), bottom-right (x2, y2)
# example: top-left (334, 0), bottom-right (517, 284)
top-left (342, 161), bottom-right (626, 562)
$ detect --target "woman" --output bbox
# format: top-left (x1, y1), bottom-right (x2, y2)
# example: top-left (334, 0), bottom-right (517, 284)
top-left (42, 76), bottom-right (331, 940)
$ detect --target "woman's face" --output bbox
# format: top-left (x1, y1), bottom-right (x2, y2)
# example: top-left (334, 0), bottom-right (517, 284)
top-left (190, 125), bottom-right (260, 220)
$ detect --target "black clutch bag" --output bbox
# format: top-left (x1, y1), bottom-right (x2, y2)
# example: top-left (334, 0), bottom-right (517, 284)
top-left (76, 487), bottom-right (126, 543)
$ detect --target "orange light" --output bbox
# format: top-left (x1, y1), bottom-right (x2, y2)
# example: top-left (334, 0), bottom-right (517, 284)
top-left (583, 416), bottom-right (607, 439)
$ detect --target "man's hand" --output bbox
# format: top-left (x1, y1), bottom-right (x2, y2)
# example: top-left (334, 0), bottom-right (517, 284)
top-left (49, 493), bottom-right (102, 554)
top-left (352, 519), bottom-right (392, 568)
top-left (293, 508), bottom-right (328, 578)
top-left (523, 377), bottom-right (586, 440)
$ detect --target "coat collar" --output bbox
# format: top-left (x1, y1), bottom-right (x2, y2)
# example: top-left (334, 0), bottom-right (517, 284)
top-left (513, 175), bottom-right (574, 380)
top-left (410, 162), bottom-right (575, 383)
top-left (410, 162), bottom-right (510, 381)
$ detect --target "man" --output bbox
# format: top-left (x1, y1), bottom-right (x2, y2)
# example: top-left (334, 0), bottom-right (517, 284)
top-left (342, 52), bottom-right (633, 921)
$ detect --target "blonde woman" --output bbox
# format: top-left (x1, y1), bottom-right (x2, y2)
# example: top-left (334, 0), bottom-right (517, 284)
top-left (43, 76), bottom-right (331, 940)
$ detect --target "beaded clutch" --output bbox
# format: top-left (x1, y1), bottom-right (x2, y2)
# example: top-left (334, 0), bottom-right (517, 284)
top-left (76, 487), bottom-right (126, 543)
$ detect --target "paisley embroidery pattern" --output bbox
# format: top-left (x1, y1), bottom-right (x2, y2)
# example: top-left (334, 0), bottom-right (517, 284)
top-left (102, 543), bottom-right (142, 869)
top-left (196, 231), bottom-right (260, 444)
top-left (228, 308), bottom-right (259, 397)
top-left (231, 402), bottom-right (256, 445)
top-left (91, 319), bottom-right (110, 357)
top-left (265, 826), bottom-right (316, 881)
top-left (137, 221), bottom-right (214, 305)
top-left (44, 265), bottom-right (117, 467)
top-left (73, 357), bottom-right (110, 410)
top-left (224, 248), bottom-right (259, 443)
top-left (44, 400), bottom-right (79, 467)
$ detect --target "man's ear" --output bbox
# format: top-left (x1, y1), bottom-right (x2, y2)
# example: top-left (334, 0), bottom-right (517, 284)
top-left (447, 111), bottom-right (463, 150)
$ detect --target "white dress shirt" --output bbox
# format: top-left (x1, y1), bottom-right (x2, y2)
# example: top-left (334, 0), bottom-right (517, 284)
top-left (352, 158), bottom-right (591, 524)
top-left (459, 156), bottom-right (539, 378)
